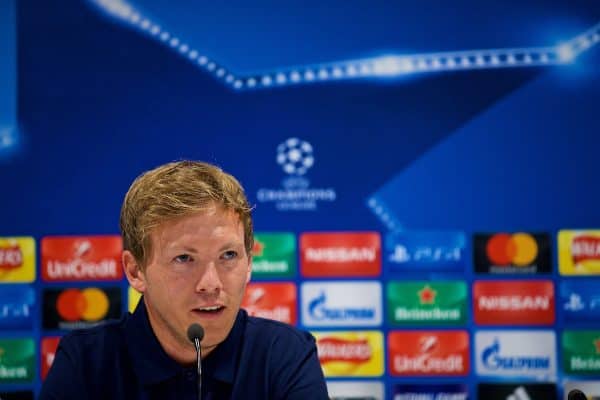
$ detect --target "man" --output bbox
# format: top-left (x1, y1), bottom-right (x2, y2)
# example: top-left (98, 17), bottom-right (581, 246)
top-left (41, 160), bottom-right (329, 399)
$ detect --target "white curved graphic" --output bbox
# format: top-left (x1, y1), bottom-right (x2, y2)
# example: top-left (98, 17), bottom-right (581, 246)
top-left (87, 0), bottom-right (600, 91)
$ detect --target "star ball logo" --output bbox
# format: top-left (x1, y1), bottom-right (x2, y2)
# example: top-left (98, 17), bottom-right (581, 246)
top-left (473, 232), bottom-right (551, 274)
top-left (256, 137), bottom-right (336, 211)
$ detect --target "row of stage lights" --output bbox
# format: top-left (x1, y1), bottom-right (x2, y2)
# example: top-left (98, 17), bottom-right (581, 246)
top-left (91, 0), bottom-right (600, 91)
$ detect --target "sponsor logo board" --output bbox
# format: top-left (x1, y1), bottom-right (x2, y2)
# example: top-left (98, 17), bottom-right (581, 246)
top-left (301, 281), bottom-right (382, 327)
top-left (0, 286), bottom-right (34, 329)
top-left (0, 338), bottom-right (34, 383)
top-left (41, 236), bottom-right (122, 282)
top-left (314, 331), bottom-right (383, 377)
top-left (562, 330), bottom-right (600, 375)
top-left (392, 384), bottom-right (468, 400)
top-left (385, 231), bottom-right (466, 273)
top-left (40, 337), bottom-right (60, 380)
top-left (561, 281), bottom-right (600, 324)
top-left (473, 233), bottom-right (551, 274)
top-left (475, 330), bottom-right (556, 380)
top-left (300, 232), bottom-right (381, 277)
top-left (42, 287), bottom-right (122, 330)
top-left (251, 233), bottom-right (296, 278)
top-left (388, 330), bottom-right (469, 376)
top-left (387, 281), bottom-right (467, 326)
top-left (473, 280), bottom-right (555, 325)
top-left (559, 230), bottom-right (600, 275)
top-left (477, 383), bottom-right (557, 400)
top-left (327, 381), bottom-right (384, 400)
top-left (242, 282), bottom-right (297, 324)
top-left (0, 237), bottom-right (35, 283)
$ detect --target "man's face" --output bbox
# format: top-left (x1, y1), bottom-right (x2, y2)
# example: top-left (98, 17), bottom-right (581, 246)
top-left (134, 205), bottom-right (251, 356)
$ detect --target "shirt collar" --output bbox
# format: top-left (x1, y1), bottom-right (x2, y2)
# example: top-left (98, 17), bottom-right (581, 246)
top-left (124, 299), bottom-right (247, 386)
top-left (124, 299), bottom-right (183, 386)
top-left (201, 308), bottom-right (247, 384)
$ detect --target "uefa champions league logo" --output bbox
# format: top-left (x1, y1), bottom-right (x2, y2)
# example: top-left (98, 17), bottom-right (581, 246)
top-left (255, 137), bottom-right (336, 211)
top-left (276, 137), bottom-right (314, 176)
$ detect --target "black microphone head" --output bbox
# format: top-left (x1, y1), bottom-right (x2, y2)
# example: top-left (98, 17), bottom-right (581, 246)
top-left (568, 389), bottom-right (587, 400)
top-left (187, 323), bottom-right (205, 343)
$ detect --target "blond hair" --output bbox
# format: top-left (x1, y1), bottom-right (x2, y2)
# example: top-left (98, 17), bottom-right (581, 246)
top-left (119, 160), bottom-right (253, 267)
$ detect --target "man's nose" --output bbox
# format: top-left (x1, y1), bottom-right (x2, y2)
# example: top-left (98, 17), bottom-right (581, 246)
top-left (195, 262), bottom-right (223, 293)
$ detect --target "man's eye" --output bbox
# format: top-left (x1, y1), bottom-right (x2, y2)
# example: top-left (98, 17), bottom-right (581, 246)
top-left (174, 254), bottom-right (193, 263)
top-left (221, 250), bottom-right (238, 260)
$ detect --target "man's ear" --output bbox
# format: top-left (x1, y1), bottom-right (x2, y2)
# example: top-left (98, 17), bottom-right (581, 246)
top-left (245, 254), bottom-right (252, 284)
top-left (123, 250), bottom-right (147, 293)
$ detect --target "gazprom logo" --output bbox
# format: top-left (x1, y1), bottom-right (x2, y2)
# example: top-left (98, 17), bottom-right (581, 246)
top-left (482, 339), bottom-right (550, 370)
top-left (301, 281), bottom-right (382, 327)
top-left (308, 292), bottom-right (375, 321)
top-left (475, 331), bottom-right (556, 380)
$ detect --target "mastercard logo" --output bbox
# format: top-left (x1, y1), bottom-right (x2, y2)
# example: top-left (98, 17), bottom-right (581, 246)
top-left (486, 233), bottom-right (538, 266)
top-left (56, 288), bottom-right (109, 321)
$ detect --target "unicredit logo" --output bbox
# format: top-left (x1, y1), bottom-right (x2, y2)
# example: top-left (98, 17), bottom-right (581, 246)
top-left (317, 337), bottom-right (372, 364)
top-left (0, 243), bottom-right (23, 270)
top-left (482, 339), bottom-right (550, 370)
top-left (571, 235), bottom-right (600, 263)
top-left (243, 284), bottom-right (294, 323)
top-left (308, 292), bottom-right (375, 321)
top-left (394, 335), bottom-right (464, 374)
top-left (46, 258), bottom-right (118, 280)
top-left (486, 233), bottom-right (537, 266)
top-left (42, 236), bottom-right (123, 282)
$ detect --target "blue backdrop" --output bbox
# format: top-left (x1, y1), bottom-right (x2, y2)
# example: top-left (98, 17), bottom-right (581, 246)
top-left (2, 1), bottom-right (600, 399)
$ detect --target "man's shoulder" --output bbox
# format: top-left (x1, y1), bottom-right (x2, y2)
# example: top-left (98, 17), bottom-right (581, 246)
top-left (58, 314), bottom-right (129, 357)
top-left (244, 314), bottom-right (315, 347)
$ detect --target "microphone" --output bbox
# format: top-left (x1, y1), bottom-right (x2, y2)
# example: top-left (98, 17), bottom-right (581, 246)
top-left (568, 389), bottom-right (588, 400)
top-left (187, 323), bottom-right (205, 400)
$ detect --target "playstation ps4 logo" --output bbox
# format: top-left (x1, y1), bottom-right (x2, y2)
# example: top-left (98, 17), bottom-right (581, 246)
top-left (385, 231), bottom-right (466, 272)
top-left (561, 282), bottom-right (600, 323)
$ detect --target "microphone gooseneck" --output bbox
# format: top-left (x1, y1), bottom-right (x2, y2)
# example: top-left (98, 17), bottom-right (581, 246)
top-left (187, 323), bottom-right (205, 400)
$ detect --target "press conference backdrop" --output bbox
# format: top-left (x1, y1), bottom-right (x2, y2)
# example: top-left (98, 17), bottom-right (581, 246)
top-left (1, 0), bottom-right (600, 399)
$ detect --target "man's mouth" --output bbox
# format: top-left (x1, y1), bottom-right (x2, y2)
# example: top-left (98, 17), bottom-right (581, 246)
top-left (192, 305), bottom-right (225, 317)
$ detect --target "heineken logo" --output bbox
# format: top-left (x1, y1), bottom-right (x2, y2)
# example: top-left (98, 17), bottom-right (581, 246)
top-left (387, 281), bottom-right (466, 326)
top-left (418, 285), bottom-right (436, 304)
top-left (0, 339), bottom-right (34, 383)
top-left (563, 331), bottom-right (600, 374)
top-left (250, 233), bottom-right (295, 277)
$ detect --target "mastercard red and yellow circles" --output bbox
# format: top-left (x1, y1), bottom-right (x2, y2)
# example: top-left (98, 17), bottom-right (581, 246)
top-left (56, 288), bottom-right (109, 321)
top-left (486, 233), bottom-right (538, 266)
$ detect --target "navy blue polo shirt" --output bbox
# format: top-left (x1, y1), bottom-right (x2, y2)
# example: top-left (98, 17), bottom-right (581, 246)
top-left (40, 300), bottom-right (328, 400)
